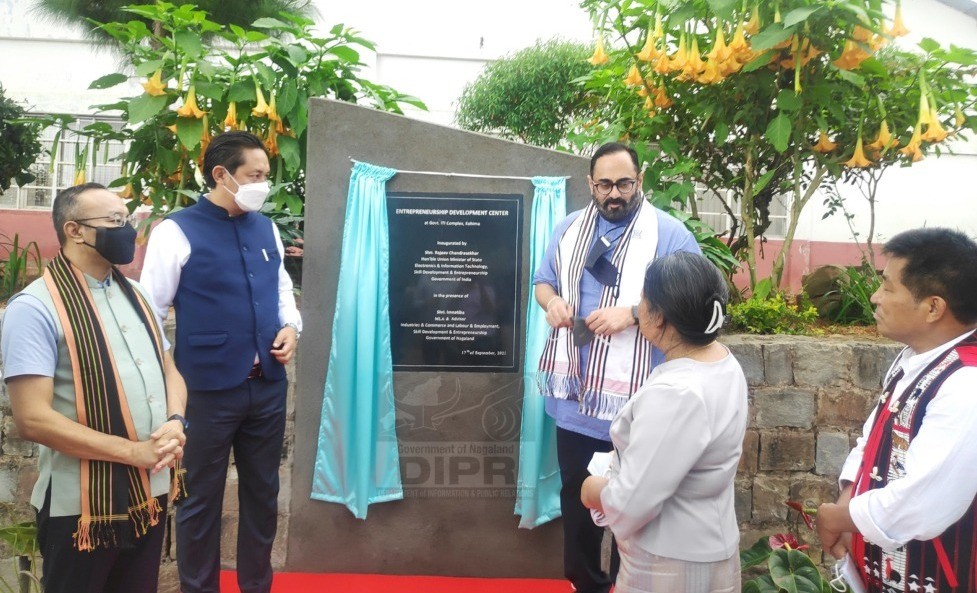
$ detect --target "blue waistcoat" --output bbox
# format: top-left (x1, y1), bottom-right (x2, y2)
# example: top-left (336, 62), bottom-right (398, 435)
top-left (168, 196), bottom-right (286, 390)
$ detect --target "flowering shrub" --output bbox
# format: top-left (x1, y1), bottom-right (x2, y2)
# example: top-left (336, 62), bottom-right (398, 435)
top-left (44, 2), bottom-right (424, 240)
top-left (575, 0), bottom-right (977, 289)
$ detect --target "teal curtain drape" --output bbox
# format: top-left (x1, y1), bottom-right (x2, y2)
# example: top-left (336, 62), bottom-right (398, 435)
top-left (514, 176), bottom-right (566, 528)
top-left (311, 161), bottom-right (403, 519)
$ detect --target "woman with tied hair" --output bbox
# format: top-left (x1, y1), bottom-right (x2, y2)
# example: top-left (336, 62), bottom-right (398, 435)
top-left (581, 251), bottom-right (748, 593)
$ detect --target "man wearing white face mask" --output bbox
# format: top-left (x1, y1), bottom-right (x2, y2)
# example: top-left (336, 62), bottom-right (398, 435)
top-left (141, 131), bottom-right (301, 593)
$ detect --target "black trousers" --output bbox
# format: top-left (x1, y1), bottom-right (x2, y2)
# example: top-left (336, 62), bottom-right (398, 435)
top-left (36, 488), bottom-right (167, 593)
top-left (176, 377), bottom-right (287, 593)
top-left (557, 427), bottom-right (620, 593)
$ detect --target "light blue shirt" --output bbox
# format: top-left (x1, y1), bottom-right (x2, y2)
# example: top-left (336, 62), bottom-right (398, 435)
top-left (532, 204), bottom-right (701, 440)
top-left (1, 276), bottom-right (169, 381)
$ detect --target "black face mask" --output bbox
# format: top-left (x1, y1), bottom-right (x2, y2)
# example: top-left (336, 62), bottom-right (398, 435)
top-left (79, 223), bottom-right (137, 265)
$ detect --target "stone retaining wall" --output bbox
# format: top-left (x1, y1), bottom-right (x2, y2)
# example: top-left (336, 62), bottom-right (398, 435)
top-left (0, 327), bottom-right (900, 587)
top-left (724, 334), bottom-right (901, 555)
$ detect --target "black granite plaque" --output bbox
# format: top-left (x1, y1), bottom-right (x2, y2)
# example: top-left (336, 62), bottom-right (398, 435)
top-left (388, 193), bottom-right (522, 372)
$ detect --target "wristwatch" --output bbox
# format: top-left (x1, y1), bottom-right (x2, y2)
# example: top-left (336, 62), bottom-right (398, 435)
top-left (631, 305), bottom-right (640, 325)
top-left (167, 413), bottom-right (189, 431)
top-left (283, 322), bottom-right (301, 340)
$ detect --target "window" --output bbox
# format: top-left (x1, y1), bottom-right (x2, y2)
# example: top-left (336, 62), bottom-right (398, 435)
top-left (694, 186), bottom-right (789, 239)
top-left (0, 116), bottom-right (126, 210)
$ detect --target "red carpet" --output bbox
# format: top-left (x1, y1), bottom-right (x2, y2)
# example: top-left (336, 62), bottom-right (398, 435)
top-left (219, 571), bottom-right (570, 592)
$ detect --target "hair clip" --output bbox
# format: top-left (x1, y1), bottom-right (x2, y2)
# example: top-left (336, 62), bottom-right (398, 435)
top-left (704, 300), bottom-right (725, 334)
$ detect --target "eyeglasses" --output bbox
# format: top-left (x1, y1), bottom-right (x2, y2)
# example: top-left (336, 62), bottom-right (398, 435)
top-left (75, 213), bottom-right (136, 228)
top-left (592, 179), bottom-right (637, 196)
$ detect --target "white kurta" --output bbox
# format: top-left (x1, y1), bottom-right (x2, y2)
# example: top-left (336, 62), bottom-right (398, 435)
top-left (600, 349), bottom-right (748, 563)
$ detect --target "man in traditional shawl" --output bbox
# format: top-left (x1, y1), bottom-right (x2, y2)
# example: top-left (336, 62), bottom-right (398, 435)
top-left (534, 142), bottom-right (700, 593)
top-left (817, 228), bottom-right (977, 593)
top-left (0, 183), bottom-right (188, 593)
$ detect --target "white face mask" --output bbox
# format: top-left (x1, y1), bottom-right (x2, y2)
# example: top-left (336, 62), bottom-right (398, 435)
top-left (223, 171), bottom-right (270, 212)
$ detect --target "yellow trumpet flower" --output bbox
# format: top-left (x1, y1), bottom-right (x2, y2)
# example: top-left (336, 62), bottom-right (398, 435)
top-left (955, 105), bottom-right (967, 129)
top-left (73, 169), bottom-right (87, 185)
top-left (679, 37), bottom-right (705, 80)
top-left (637, 30), bottom-right (659, 62)
top-left (624, 64), bottom-right (644, 86)
top-left (264, 126), bottom-right (279, 157)
top-left (707, 27), bottom-right (731, 62)
top-left (921, 109), bottom-right (948, 143)
top-left (697, 59), bottom-right (724, 84)
top-left (918, 93), bottom-right (933, 126)
top-left (176, 86), bottom-right (206, 119)
top-left (644, 95), bottom-right (654, 112)
top-left (668, 35), bottom-right (689, 72)
top-left (844, 136), bottom-right (874, 168)
top-left (637, 84), bottom-right (649, 98)
top-left (888, 1), bottom-right (909, 37)
top-left (588, 37), bottom-right (610, 66)
top-left (812, 130), bottom-right (838, 153)
top-left (268, 91), bottom-right (281, 123)
top-left (745, 9), bottom-right (760, 36)
top-left (900, 123), bottom-right (924, 161)
top-left (224, 102), bottom-right (238, 130)
top-left (252, 83), bottom-right (270, 118)
top-left (833, 40), bottom-right (870, 70)
top-left (142, 70), bottom-right (167, 97)
top-left (728, 21), bottom-right (752, 63)
top-left (866, 120), bottom-right (896, 151)
top-left (653, 86), bottom-right (674, 109)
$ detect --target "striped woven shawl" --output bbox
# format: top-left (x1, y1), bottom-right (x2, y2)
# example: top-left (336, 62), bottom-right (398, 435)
top-left (42, 252), bottom-right (168, 551)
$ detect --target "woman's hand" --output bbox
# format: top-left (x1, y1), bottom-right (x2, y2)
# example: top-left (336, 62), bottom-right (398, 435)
top-left (581, 475), bottom-right (609, 512)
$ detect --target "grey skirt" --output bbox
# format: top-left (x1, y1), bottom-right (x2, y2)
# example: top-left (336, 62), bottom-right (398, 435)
top-left (615, 538), bottom-right (741, 593)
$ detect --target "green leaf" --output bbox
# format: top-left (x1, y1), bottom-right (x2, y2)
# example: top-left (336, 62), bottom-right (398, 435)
top-left (283, 190), bottom-right (303, 216)
top-left (743, 51), bottom-right (774, 72)
top-left (754, 169), bottom-right (777, 194)
top-left (135, 60), bottom-right (165, 77)
top-left (835, 67), bottom-right (866, 89)
top-left (706, 0), bottom-right (738, 20)
top-left (278, 81), bottom-right (298, 116)
top-left (89, 73), bottom-right (129, 90)
top-left (751, 23), bottom-right (793, 52)
top-left (175, 30), bottom-right (203, 59)
top-left (918, 37), bottom-right (941, 54)
top-left (127, 93), bottom-right (169, 125)
top-left (714, 122), bottom-right (729, 145)
top-left (176, 117), bottom-right (204, 150)
top-left (768, 549), bottom-right (824, 593)
top-left (783, 6), bottom-right (821, 28)
top-left (754, 278), bottom-right (773, 301)
top-left (245, 30), bottom-right (269, 43)
top-left (193, 80), bottom-right (223, 101)
top-left (251, 17), bottom-right (289, 29)
top-left (740, 537), bottom-right (773, 569)
top-left (277, 135), bottom-right (301, 174)
top-left (776, 89), bottom-right (801, 112)
top-left (328, 45), bottom-right (361, 63)
top-left (228, 81), bottom-right (256, 103)
top-left (765, 114), bottom-right (792, 153)
top-left (285, 44), bottom-right (309, 67)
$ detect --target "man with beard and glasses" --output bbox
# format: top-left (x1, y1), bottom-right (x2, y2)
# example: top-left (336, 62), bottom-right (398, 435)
top-left (0, 183), bottom-right (187, 593)
top-left (534, 142), bottom-right (701, 593)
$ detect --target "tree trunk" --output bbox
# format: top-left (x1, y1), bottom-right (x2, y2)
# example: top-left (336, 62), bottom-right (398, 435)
top-left (771, 162), bottom-right (827, 288)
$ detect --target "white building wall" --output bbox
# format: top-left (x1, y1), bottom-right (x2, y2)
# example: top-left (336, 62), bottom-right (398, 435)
top-left (1, 0), bottom-right (974, 241)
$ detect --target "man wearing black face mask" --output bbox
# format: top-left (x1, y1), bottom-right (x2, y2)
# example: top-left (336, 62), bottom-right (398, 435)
top-left (533, 143), bottom-right (701, 593)
top-left (141, 131), bottom-right (301, 593)
top-left (0, 183), bottom-right (187, 593)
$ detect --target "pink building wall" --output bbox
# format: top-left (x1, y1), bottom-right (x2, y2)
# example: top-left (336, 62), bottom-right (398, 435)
top-left (4, 209), bottom-right (883, 292)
